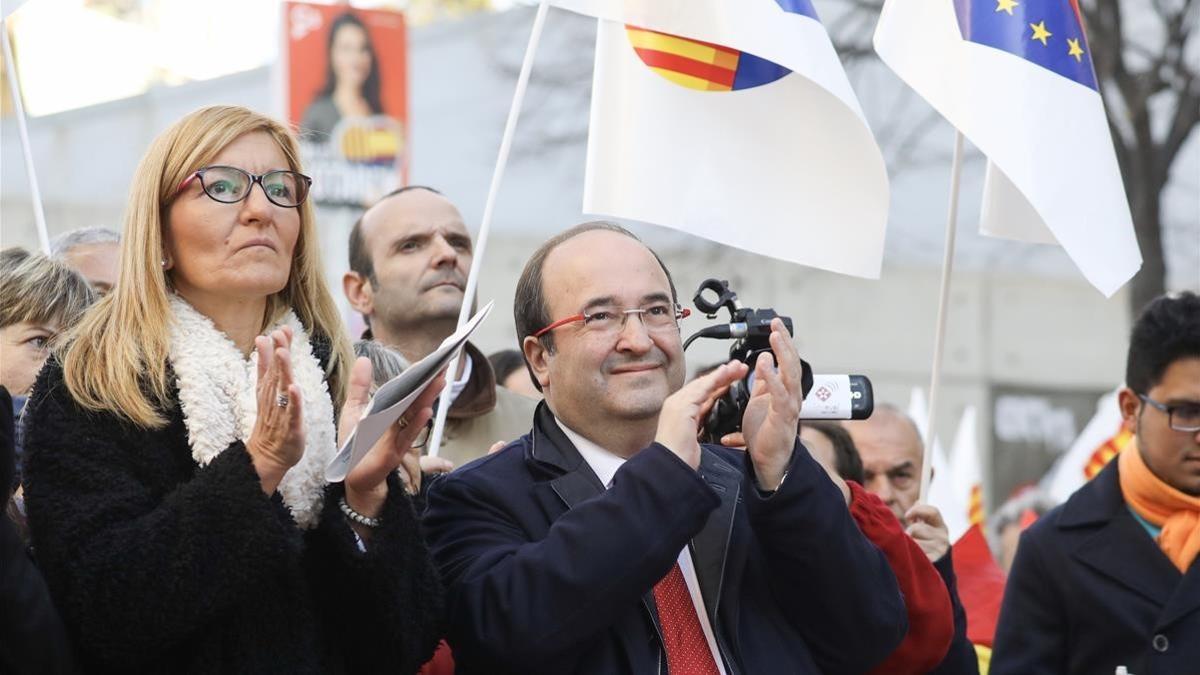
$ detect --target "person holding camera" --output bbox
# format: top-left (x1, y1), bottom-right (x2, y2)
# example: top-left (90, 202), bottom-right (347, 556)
top-left (422, 222), bottom-right (907, 674)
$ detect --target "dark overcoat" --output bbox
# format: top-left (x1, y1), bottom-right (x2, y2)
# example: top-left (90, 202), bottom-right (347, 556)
top-left (423, 403), bottom-right (908, 674)
top-left (992, 460), bottom-right (1200, 674)
top-left (21, 346), bottom-right (443, 674)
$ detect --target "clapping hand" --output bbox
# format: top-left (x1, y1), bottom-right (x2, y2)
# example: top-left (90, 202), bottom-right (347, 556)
top-left (246, 327), bottom-right (305, 495)
top-left (740, 318), bottom-right (804, 491)
top-left (655, 361), bottom-right (749, 469)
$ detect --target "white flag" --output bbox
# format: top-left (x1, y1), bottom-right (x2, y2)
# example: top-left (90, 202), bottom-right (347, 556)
top-left (1041, 387), bottom-right (1129, 503)
top-left (949, 405), bottom-right (983, 539)
top-left (909, 387), bottom-right (970, 542)
top-left (551, 0), bottom-right (889, 279)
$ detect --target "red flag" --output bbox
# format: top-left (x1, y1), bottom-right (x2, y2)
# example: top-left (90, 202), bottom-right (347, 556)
top-left (951, 523), bottom-right (1007, 647)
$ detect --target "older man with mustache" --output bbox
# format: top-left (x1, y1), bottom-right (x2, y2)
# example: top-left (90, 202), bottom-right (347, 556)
top-left (344, 186), bottom-right (535, 470)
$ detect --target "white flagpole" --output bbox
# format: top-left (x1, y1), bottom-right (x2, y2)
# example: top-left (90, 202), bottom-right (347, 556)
top-left (2, 19), bottom-right (50, 254)
top-left (427, 1), bottom-right (551, 457)
top-left (919, 130), bottom-right (964, 502)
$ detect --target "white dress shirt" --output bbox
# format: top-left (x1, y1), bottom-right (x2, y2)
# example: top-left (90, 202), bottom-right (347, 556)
top-left (557, 421), bottom-right (728, 674)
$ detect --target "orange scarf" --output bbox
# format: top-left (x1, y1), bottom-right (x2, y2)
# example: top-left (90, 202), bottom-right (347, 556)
top-left (1119, 443), bottom-right (1200, 573)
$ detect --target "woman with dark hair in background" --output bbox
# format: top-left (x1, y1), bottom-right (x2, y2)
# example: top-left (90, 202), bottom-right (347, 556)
top-left (302, 12), bottom-right (384, 139)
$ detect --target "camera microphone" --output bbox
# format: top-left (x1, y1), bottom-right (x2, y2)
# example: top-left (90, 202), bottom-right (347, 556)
top-left (802, 374), bottom-right (874, 420)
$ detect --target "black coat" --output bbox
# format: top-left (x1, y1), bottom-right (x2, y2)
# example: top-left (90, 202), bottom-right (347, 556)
top-left (422, 403), bottom-right (908, 674)
top-left (2, 386), bottom-right (77, 675)
top-left (992, 460), bottom-right (1200, 674)
top-left (930, 551), bottom-right (980, 675)
top-left (21, 354), bottom-right (443, 674)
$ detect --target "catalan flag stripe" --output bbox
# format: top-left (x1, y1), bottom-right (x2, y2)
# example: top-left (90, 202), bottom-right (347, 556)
top-left (634, 48), bottom-right (737, 89)
top-left (649, 68), bottom-right (731, 92)
top-left (625, 27), bottom-right (739, 69)
top-left (968, 484), bottom-right (985, 526)
top-left (1083, 427), bottom-right (1133, 479)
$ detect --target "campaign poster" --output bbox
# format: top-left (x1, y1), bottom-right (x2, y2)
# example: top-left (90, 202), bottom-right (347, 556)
top-left (284, 2), bottom-right (408, 207)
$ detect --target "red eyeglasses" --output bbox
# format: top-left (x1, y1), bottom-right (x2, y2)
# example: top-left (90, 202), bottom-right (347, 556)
top-left (533, 303), bottom-right (690, 338)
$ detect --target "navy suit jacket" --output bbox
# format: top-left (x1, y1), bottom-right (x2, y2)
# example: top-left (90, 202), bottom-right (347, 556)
top-left (992, 460), bottom-right (1200, 674)
top-left (423, 403), bottom-right (907, 674)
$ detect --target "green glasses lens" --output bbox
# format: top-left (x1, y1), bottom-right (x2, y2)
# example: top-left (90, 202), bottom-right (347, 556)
top-left (201, 167), bottom-right (252, 203)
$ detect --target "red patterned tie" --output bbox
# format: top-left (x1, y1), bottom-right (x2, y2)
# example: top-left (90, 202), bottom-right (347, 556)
top-left (652, 562), bottom-right (722, 675)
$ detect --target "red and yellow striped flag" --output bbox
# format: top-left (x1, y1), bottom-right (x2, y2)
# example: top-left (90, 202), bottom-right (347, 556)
top-left (967, 484), bottom-right (984, 527)
top-left (625, 26), bottom-right (741, 91)
top-left (1083, 426), bottom-right (1133, 480)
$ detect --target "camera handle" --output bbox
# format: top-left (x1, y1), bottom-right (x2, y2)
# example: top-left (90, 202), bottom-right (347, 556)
top-left (693, 278), bottom-right (741, 318)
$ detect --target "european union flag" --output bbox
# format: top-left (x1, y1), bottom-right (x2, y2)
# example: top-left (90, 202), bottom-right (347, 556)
top-left (952, 0), bottom-right (1097, 90)
top-left (776, 0), bottom-right (819, 21)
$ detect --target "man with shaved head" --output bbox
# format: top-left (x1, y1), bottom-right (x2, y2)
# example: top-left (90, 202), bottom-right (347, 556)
top-left (344, 186), bottom-right (535, 469)
top-left (845, 405), bottom-right (979, 673)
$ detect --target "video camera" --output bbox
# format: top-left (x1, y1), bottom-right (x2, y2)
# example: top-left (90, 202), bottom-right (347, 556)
top-left (683, 279), bottom-right (874, 442)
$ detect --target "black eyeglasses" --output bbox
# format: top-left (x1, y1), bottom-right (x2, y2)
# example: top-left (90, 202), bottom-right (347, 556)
top-left (175, 165), bottom-right (312, 208)
top-left (1138, 394), bottom-right (1200, 432)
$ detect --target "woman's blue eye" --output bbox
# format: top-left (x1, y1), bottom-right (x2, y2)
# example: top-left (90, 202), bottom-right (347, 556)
top-left (209, 180), bottom-right (236, 195)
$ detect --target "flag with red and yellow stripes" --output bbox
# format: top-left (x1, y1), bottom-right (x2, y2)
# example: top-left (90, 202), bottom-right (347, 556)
top-left (1083, 425), bottom-right (1133, 480)
top-left (547, 0), bottom-right (889, 279)
top-left (624, 26), bottom-right (790, 92)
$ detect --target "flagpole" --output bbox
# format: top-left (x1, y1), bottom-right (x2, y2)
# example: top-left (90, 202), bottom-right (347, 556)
top-left (2, 20), bottom-right (50, 254)
top-left (919, 130), bottom-right (964, 502)
top-left (427, 1), bottom-right (550, 458)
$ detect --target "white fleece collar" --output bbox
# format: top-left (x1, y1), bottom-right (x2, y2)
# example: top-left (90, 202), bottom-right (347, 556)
top-left (168, 294), bottom-right (336, 528)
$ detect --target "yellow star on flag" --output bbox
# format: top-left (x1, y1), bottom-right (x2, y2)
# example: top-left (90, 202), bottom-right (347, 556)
top-left (1067, 38), bottom-right (1085, 62)
top-left (1030, 21), bottom-right (1053, 46)
top-left (995, 0), bottom-right (1019, 15)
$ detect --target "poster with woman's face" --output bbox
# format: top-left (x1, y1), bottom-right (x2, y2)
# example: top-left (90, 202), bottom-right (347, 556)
top-left (284, 2), bottom-right (408, 207)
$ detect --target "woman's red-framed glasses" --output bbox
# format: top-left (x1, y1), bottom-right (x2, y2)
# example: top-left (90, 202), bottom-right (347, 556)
top-left (175, 165), bottom-right (312, 208)
top-left (533, 303), bottom-right (690, 338)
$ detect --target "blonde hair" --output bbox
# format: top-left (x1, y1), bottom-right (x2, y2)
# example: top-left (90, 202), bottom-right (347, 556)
top-left (61, 105), bottom-right (351, 428)
top-left (0, 247), bottom-right (96, 334)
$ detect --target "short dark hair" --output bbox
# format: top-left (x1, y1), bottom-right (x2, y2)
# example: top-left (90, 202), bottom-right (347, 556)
top-left (347, 185), bottom-right (444, 281)
top-left (801, 421), bottom-right (865, 484)
top-left (1126, 291), bottom-right (1200, 394)
top-left (488, 349), bottom-right (526, 384)
top-left (513, 222), bottom-right (678, 391)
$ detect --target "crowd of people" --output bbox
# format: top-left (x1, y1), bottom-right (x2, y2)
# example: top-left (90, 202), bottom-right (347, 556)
top-left (2, 104), bottom-right (1197, 674)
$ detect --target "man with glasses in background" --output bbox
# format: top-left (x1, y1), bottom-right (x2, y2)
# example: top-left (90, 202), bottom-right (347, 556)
top-left (343, 186), bottom-right (535, 470)
top-left (993, 291), bottom-right (1200, 674)
top-left (422, 222), bottom-right (907, 674)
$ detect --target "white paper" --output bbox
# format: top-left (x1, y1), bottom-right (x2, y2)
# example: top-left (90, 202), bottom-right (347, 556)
top-left (325, 300), bottom-right (494, 482)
